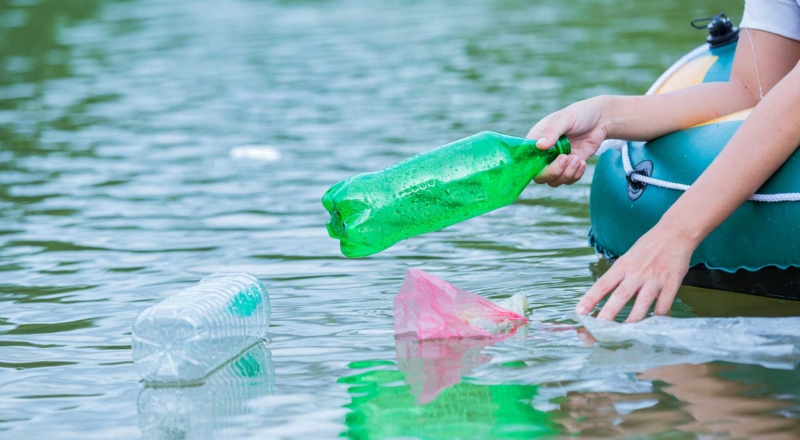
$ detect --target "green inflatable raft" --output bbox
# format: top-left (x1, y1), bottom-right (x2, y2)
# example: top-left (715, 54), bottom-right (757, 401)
top-left (589, 14), bottom-right (800, 300)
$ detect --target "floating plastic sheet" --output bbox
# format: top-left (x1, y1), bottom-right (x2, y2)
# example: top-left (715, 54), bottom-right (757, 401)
top-left (578, 315), bottom-right (800, 370)
top-left (393, 269), bottom-right (528, 340)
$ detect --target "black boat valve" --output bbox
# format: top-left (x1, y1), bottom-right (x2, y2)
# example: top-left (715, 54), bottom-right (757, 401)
top-left (626, 160), bottom-right (653, 202)
top-left (691, 13), bottom-right (739, 49)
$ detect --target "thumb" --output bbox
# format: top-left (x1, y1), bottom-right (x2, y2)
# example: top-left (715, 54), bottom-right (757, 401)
top-left (527, 112), bottom-right (572, 150)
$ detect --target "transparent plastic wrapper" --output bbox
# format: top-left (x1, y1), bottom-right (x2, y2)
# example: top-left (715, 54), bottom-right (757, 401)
top-left (578, 315), bottom-right (800, 369)
top-left (393, 269), bottom-right (528, 340)
top-left (138, 342), bottom-right (274, 440)
top-left (132, 273), bottom-right (271, 383)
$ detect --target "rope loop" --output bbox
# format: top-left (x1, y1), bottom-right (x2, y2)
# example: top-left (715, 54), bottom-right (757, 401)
top-left (621, 143), bottom-right (800, 203)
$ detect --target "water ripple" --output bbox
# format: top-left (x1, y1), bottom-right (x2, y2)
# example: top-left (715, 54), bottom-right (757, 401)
top-left (3, 0), bottom-right (793, 438)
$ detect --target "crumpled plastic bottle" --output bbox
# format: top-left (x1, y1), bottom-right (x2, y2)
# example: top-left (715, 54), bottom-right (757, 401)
top-left (132, 273), bottom-right (270, 384)
top-left (323, 131), bottom-right (570, 257)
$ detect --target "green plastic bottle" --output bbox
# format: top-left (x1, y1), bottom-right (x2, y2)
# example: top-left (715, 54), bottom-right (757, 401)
top-left (322, 131), bottom-right (571, 257)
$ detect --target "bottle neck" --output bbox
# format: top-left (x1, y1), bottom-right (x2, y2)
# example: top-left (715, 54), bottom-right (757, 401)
top-left (492, 132), bottom-right (570, 163)
top-left (552, 135), bottom-right (571, 157)
top-left (539, 135), bottom-right (571, 163)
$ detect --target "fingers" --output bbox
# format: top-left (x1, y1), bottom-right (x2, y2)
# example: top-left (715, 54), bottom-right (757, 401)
top-left (527, 111), bottom-right (573, 150)
top-left (537, 113), bottom-right (571, 150)
top-left (576, 268), bottom-right (623, 315)
top-left (654, 278), bottom-right (682, 316)
top-left (526, 115), bottom-right (551, 143)
top-left (526, 125), bottom-right (543, 143)
top-left (596, 278), bottom-right (639, 321)
top-left (576, 226), bottom-right (692, 322)
top-left (574, 160), bottom-right (587, 183)
top-left (625, 282), bottom-right (660, 322)
top-left (533, 155), bottom-right (569, 184)
top-left (533, 155), bottom-right (587, 186)
top-left (579, 274), bottom-right (680, 322)
top-left (548, 156), bottom-right (586, 187)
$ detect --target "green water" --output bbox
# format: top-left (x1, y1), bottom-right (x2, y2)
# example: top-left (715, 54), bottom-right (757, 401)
top-left (3, 0), bottom-right (800, 438)
top-left (323, 132), bottom-right (569, 257)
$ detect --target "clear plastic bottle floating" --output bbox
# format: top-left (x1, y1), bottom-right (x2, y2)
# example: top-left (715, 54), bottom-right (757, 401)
top-left (322, 131), bottom-right (570, 257)
top-left (132, 273), bottom-right (271, 384)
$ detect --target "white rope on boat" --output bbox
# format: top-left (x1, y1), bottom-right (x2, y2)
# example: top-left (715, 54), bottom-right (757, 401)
top-left (621, 143), bottom-right (800, 202)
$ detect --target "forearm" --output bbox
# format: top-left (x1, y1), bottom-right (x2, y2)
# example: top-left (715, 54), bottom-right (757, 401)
top-left (658, 62), bottom-right (800, 246)
top-left (574, 32), bottom-right (800, 322)
top-left (598, 79), bottom-right (758, 141)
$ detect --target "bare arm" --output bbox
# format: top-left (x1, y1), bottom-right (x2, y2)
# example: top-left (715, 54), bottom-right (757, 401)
top-left (528, 28), bottom-right (800, 321)
top-left (530, 29), bottom-right (800, 186)
top-left (659, 60), bottom-right (800, 252)
top-left (578, 58), bottom-right (800, 321)
top-left (603, 28), bottom-right (800, 140)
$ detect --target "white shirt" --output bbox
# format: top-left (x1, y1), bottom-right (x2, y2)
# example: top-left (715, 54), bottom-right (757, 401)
top-left (741, 0), bottom-right (800, 41)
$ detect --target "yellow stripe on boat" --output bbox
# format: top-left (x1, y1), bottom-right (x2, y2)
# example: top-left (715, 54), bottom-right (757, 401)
top-left (695, 108), bottom-right (752, 127)
top-left (655, 56), bottom-right (718, 95)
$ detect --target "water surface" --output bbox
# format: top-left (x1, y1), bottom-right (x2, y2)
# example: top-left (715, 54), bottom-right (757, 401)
top-left (3, 0), bottom-right (800, 438)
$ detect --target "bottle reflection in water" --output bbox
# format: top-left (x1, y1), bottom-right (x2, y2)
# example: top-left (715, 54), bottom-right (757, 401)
top-left (338, 337), bottom-right (557, 439)
top-left (137, 342), bottom-right (275, 439)
top-left (132, 273), bottom-right (270, 383)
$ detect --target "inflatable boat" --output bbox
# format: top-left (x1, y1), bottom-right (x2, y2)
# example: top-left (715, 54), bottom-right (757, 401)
top-left (589, 14), bottom-right (800, 300)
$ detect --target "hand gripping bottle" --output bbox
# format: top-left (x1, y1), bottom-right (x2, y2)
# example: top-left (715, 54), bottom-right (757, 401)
top-left (322, 131), bottom-right (570, 257)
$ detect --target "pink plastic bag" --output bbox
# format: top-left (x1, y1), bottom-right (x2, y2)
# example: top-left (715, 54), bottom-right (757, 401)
top-left (393, 269), bottom-right (528, 340)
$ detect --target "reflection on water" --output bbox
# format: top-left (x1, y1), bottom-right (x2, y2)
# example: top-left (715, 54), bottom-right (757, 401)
top-left (340, 336), bottom-right (556, 439)
top-left (395, 336), bottom-right (497, 404)
top-left (555, 362), bottom-right (800, 438)
top-left (557, 325), bottom-right (800, 437)
top-left (341, 331), bottom-right (800, 439)
top-left (395, 330), bottom-right (529, 404)
top-left (0, 0), bottom-right (101, 86)
top-left (2, 0), bottom-right (800, 437)
top-left (137, 342), bottom-right (274, 439)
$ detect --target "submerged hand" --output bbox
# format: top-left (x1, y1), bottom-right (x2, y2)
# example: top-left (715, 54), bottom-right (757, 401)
top-left (528, 97), bottom-right (609, 186)
top-left (575, 224), bottom-right (695, 322)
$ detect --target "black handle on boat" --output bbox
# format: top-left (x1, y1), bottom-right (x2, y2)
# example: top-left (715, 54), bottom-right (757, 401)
top-left (690, 16), bottom-right (715, 29)
top-left (691, 12), bottom-right (739, 49)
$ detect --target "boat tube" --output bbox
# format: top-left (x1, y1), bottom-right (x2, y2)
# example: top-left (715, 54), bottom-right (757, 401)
top-left (589, 14), bottom-right (800, 300)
